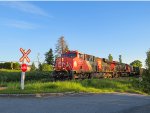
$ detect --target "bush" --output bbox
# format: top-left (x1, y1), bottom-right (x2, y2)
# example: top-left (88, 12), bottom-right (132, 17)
top-left (0, 62), bottom-right (20, 70)
top-left (136, 49), bottom-right (150, 94)
top-left (0, 70), bottom-right (53, 83)
top-left (141, 69), bottom-right (150, 94)
top-left (25, 71), bottom-right (52, 82)
top-left (39, 63), bottom-right (53, 71)
top-left (3, 62), bottom-right (12, 69)
top-left (30, 62), bottom-right (36, 71)
top-left (0, 63), bottom-right (2, 68)
top-left (0, 71), bottom-right (20, 82)
top-left (13, 62), bottom-right (20, 70)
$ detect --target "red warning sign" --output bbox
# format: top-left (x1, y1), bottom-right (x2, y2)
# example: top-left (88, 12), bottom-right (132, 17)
top-left (21, 64), bottom-right (27, 72)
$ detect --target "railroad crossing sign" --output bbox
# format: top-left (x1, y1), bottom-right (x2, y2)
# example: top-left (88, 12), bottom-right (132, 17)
top-left (19, 48), bottom-right (31, 90)
top-left (20, 48), bottom-right (31, 63)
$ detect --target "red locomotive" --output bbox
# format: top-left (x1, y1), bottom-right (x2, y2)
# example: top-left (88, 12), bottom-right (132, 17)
top-left (53, 50), bottom-right (141, 80)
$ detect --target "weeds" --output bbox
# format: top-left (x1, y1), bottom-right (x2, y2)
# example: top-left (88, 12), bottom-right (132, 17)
top-left (0, 79), bottom-right (144, 94)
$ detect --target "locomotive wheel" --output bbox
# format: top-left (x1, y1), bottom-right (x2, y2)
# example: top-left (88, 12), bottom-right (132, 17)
top-left (103, 73), bottom-right (112, 78)
top-left (114, 75), bottom-right (118, 78)
top-left (78, 73), bottom-right (85, 80)
top-left (88, 73), bottom-right (92, 79)
top-left (73, 74), bottom-right (79, 79)
top-left (108, 73), bottom-right (113, 78)
top-left (113, 73), bottom-right (118, 78)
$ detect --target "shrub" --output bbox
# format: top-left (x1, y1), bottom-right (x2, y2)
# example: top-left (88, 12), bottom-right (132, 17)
top-left (140, 49), bottom-right (150, 94)
top-left (0, 62), bottom-right (20, 70)
top-left (30, 62), bottom-right (36, 71)
top-left (141, 69), bottom-right (150, 93)
top-left (40, 63), bottom-right (53, 71)
top-left (0, 63), bottom-right (3, 68)
top-left (0, 70), bottom-right (52, 82)
top-left (3, 62), bottom-right (12, 69)
top-left (13, 62), bottom-right (20, 70)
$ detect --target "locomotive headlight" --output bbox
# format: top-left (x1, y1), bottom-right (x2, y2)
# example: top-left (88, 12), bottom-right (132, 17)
top-left (74, 61), bottom-right (77, 67)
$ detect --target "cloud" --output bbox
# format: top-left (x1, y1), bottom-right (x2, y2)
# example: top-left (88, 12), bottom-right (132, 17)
top-left (1, 1), bottom-right (51, 18)
top-left (4, 20), bottom-right (40, 29)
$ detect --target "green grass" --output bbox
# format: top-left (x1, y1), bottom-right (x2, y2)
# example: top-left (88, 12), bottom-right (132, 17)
top-left (0, 69), bottom-right (146, 94)
top-left (0, 69), bottom-right (52, 83)
top-left (0, 69), bottom-right (21, 72)
top-left (0, 78), bottom-right (145, 94)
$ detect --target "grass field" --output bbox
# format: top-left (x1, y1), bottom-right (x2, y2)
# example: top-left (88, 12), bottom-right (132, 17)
top-left (0, 69), bottom-right (52, 83)
top-left (0, 69), bottom-right (146, 94)
top-left (0, 78), bottom-right (145, 94)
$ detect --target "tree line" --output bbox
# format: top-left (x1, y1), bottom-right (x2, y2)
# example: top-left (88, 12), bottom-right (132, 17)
top-left (0, 35), bottom-right (143, 71)
top-left (108, 54), bottom-right (142, 67)
top-left (0, 36), bottom-right (69, 71)
top-left (0, 62), bottom-right (20, 70)
top-left (32, 36), bottom-right (69, 71)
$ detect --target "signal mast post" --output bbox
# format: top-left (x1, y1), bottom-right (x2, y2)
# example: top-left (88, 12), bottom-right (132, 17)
top-left (19, 48), bottom-right (31, 90)
top-left (21, 60), bottom-right (25, 90)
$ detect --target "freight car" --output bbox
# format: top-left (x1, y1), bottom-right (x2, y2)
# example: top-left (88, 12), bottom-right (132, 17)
top-left (53, 50), bottom-right (141, 80)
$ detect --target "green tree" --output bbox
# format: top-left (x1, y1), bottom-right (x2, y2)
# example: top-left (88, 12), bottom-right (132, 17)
top-left (30, 62), bottom-right (36, 71)
top-left (64, 45), bottom-right (69, 52)
top-left (145, 50), bottom-right (150, 69)
top-left (130, 60), bottom-right (142, 68)
top-left (55, 36), bottom-right (69, 57)
top-left (38, 63), bottom-right (42, 71)
top-left (45, 48), bottom-right (54, 65)
top-left (141, 49), bottom-right (150, 93)
top-left (108, 54), bottom-right (113, 62)
top-left (119, 55), bottom-right (122, 63)
top-left (41, 63), bottom-right (53, 71)
top-left (3, 62), bottom-right (12, 69)
top-left (13, 62), bottom-right (20, 70)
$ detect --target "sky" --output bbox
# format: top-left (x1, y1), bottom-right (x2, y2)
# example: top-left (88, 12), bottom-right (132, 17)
top-left (0, 1), bottom-right (150, 67)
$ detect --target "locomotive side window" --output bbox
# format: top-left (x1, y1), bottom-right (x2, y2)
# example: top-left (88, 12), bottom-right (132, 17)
top-left (89, 56), bottom-right (92, 61)
top-left (85, 55), bottom-right (90, 61)
top-left (84, 54), bottom-right (86, 60)
top-left (89, 55), bottom-right (94, 62)
top-left (61, 54), bottom-right (67, 57)
top-left (68, 53), bottom-right (77, 58)
top-left (79, 53), bottom-right (84, 59)
top-left (93, 56), bottom-right (95, 62)
top-left (61, 53), bottom-right (77, 58)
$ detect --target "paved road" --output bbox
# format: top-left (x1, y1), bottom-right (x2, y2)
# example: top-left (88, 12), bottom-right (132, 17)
top-left (0, 93), bottom-right (150, 113)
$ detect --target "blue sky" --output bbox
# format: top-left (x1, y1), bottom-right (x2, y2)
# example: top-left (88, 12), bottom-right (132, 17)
top-left (0, 1), bottom-right (150, 67)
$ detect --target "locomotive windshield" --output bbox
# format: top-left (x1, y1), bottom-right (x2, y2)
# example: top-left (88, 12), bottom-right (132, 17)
top-left (61, 53), bottom-right (77, 58)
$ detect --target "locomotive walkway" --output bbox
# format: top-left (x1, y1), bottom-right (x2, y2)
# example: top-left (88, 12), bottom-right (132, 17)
top-left (0, 93), bottom-right (150, 113)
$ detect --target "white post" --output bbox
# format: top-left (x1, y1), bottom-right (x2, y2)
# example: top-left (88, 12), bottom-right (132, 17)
top-left (21, 60), bottom-right (26, 90)
top-left (21, 71), bottom-right (25, 90)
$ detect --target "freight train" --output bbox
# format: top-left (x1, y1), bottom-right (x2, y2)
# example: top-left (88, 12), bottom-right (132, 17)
top-left (53, 50), bottom-right (142, 80)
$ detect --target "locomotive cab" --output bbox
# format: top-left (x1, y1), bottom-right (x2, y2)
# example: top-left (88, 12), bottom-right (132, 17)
top-left (55, 51), bottom-right (77, 71)
top-left (53, 51), bottom-right (78, 80)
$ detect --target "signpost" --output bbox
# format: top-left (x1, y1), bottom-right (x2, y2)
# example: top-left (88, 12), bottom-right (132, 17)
top-left (19, 48), bottom-right (31, 90)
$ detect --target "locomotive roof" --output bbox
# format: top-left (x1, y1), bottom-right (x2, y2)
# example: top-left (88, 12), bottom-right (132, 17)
top-left (64, 50), bottom-right (130, 65)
